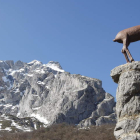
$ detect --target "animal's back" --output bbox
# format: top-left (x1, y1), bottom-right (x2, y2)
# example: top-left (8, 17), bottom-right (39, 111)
top-left (122, 25), bottom-right (140, 36)
top-left (114, 25), bottom-right (140, 43)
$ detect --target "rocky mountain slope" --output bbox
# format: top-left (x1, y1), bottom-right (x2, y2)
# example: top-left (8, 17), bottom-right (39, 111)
top-left (0, 113), bottom-right (44, 132)
top-left (0, 60), bottom-right (116, 132)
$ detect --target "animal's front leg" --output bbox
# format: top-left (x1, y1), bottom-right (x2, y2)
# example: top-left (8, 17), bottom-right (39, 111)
top-left (122, 38), bottom-right (134, 62)
top-left (125, 48), bottom-right (134, 62)
top-left (122, 50), bottom-right (130, 63)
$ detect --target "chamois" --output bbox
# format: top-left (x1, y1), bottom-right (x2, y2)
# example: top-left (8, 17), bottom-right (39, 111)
top-left (113, 25), bottom-right (140, 63)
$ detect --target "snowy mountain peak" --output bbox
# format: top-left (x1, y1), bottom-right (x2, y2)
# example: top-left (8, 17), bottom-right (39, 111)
top-left (27, 60), bottom-right (64, 72)
top-left (28, 60), bottom-right (42, 66)
top-left (46, 61), bottom-right (64, 72)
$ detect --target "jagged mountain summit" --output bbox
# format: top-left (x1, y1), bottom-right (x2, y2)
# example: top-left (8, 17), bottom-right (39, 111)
top-left (0, 60), bottom-right (116, 131)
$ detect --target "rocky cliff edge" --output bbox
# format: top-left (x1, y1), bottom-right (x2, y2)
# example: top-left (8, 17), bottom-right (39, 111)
top-left (111, 61), bottom-right (140, 140)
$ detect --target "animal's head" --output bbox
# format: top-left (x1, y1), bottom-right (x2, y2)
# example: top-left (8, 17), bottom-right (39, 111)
top-left (113, 38), bottom-right (123, 43)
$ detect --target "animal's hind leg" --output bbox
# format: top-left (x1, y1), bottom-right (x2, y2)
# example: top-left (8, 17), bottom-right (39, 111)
top-left (122, 51), bottom-right (130, 63)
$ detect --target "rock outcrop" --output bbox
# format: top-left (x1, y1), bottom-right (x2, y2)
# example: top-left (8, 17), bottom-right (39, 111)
top-left (0, 60), bottom-right (116, 129)
top-left (111, 61), bottom-right (140, 140)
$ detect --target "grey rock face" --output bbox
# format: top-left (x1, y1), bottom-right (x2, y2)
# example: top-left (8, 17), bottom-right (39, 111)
top-left (111, 61), bottom-right (140, 140)
top-left (0, 60), bottom-right (115, 128)
top-left (78, 92), bottom-right (116, 127)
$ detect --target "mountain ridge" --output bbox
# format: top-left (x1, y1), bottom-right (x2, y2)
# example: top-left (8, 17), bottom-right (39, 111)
top-left (0, 60), bottom-right (116, 132)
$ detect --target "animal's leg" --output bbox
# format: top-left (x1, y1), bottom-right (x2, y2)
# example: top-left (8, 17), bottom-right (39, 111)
top-left (122, 37), bottom-right (134, 62)
top-left (125, 48), bottom-right (134, 62)
top-left (122, 51), bottom-right (130, 63)
top-left (122, 39), bottom-right (130, 63)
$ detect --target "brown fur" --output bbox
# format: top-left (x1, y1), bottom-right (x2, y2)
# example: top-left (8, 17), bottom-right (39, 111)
top-left (113, 25), bottom-right (140, 63)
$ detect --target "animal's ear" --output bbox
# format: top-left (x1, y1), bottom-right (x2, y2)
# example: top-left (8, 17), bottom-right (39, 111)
top-left (113, 39), bottom-right (116, 42)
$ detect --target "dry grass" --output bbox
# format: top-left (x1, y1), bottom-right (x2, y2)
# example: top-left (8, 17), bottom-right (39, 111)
top-left (0, 123), bottom-right (115, 140)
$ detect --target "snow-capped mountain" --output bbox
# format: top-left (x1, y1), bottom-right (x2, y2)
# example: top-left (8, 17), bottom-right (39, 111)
top-left (0, 60), bottom-right (116, 132)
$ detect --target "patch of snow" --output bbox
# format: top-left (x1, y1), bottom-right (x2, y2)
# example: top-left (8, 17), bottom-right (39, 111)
top-left (9, 68), bottom-right (25, 76)
top-left (11, 105), bottom-right (18, 109)
top-left (8, 69), bottom-right (12, 72)
top-left (34, 69), bottom-right (45, 74)
top-left (34, 123), bottom-right (37, 130)
top-left (32, 107), bottom-right (41, 111)
top-left (3, 104), bottom-right (12, 108)
top-left (14, 88), bottom-right (20, 93)
top-left (11, 120), bottom-right (31, 132)
top-left (28, 60), bottom-right (42, 65)
top-left (1, 114), bottom-right (5, 117)
top-left (0, 127), bottom-right (12, 131)
top-left (19, 68), bottom-right (24, 72)
top-left (9, 70), bottom-right (16, 76)
top-left (17, 113), bottom-right (20, 117)
top-left (33, 95), bottom-right (38, 97)
top-left (0, 123), bottom-right (2, 129)
top-left (37, 81), bottom-right (45, 85)
top-left (104, 98), bottom-right (111, 101)
top-left (11, 120), bottom-right (22, 129)
top-left (1, 115), bottom-right (11, 121)
top-left (103, 115), bottom-right (110, 118)
top-left (24, 129), bottom-right (32, 132)
top-left (31, 113), bottom-right (49, 125)
top-left (27, 74), bottom-right (33, 77)
top-left (4, 127), bottom-right (12, 131)
top-left (46, 63), bottom-right (64, 72)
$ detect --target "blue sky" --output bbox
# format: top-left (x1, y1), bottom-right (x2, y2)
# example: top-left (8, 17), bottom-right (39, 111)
top-left (0, 0), bottom-right (140, 98)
